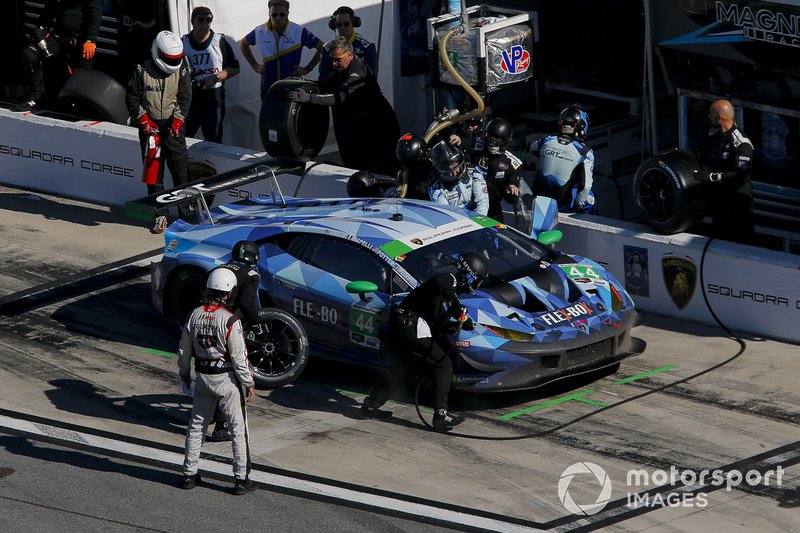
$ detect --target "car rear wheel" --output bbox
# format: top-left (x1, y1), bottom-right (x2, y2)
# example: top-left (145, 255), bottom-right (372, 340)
top-left (246, 308), bottom-right (309, 388)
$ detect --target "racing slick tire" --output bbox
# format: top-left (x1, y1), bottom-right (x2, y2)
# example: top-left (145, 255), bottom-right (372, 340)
top-left (169, 267), bottom-right (206, 326)
top-left (246, 308), bottom-right (309, 388)
top-left (259, 78), bottom-right (329, 163)
top-left (633, 150), bottom-right (708, 234)
top-left (58, 69), bottom-right (129, 125)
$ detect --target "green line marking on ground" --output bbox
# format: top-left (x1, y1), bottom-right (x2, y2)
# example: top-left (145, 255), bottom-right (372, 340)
top-left (146, 348), bottom-right (177, 358)
top-left (497, 389), bottom-right (598, 421)
top-left (613, 364), bottom-right (678, 385)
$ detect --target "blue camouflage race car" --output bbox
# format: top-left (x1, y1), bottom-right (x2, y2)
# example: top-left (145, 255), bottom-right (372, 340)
top-left (150, 194), bottom-right (645, 391)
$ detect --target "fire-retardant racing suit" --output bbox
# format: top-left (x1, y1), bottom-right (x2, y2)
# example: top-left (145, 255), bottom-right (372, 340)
top-left (474, 145), bottom-right (526, 223)
top-left (179, 303), bottom-right (254, 482)
top-left (126, 47), bottom-right (192, 218)
top-left (215, 262), bottom-right (260, 325)
top-left (429, 168), bottom-right (490, 215)
top-left (14, 0), bottom-right (102, 110)
top-left (696, 123), bottom-right (754, 242)
top-left (530, 134), bottom-right (594, 211)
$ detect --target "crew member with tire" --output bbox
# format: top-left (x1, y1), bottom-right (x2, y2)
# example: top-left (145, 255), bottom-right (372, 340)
top-left (179, 268), bottom-right (256, 495)
top-left (360, 252), bottom-right (486, 432)
top-left (126, 31), bottom-right (193, 234)
top-left (694, 99), bottom-right (754, 243)
top-left (529, 105), bottom-right (595, 212)
top-left (205, 240), bottom-right (261, 442)
top-left (287, 36), bottom-right (400, 176)
top-left (13, 0), bottom-right (102, 112)
top-left (182, 6), bottom-right (240, 144)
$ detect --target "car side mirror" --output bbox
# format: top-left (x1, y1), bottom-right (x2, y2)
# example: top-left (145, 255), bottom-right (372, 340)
top-left (345, 280), bottom-right (379, 301)
top-left (538, 229), bottom-right (563, 246)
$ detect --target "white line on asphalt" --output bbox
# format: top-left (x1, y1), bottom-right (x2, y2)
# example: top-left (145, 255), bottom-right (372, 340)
top-left (0, 414), bottom-right (545, 533)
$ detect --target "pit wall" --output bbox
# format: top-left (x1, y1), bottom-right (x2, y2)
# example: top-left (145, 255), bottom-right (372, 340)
top-left (0, 109), bottom-right (350, 205)
top-left (558, 214), bottom-right (800, 345)
top-left (3, 110), bottom-right (798, 344)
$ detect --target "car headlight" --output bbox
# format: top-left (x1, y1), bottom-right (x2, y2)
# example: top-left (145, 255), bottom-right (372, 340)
top-left (610, 284), bottom-right (623, 313)
top-left (481, 324), bottom-right (534, 341)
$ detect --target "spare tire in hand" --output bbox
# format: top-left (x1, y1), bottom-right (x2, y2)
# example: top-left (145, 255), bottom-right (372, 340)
top-left (58, 69), bottom-right (129, 125)
top-left (633, 150), bottom-right (709, 234)
top-left (259, 78), bottom-right (329, 163)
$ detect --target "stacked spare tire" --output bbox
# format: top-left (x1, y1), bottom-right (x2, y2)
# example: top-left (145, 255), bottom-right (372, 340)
top-left (633, 150), bottom-right (709, 235)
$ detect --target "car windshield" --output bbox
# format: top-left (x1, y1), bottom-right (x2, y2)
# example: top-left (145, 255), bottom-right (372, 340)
top-left (398, 226), bottom-right (553, 286)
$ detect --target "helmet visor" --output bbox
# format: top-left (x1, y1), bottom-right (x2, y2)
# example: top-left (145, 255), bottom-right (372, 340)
top-left (159, 51), bottom-right (184, 67)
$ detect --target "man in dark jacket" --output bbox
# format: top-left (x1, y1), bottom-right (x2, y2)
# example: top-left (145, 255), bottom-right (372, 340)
top-left (695, 99), bottom-right (755, 243)
top-left (287, 36), bottom-right (400, 176)
top-left (13, 0), bottom-right (102, 111)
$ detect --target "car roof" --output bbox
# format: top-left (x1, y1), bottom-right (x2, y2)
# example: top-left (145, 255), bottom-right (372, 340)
top-left (189, 197), bottom-right (493, 251)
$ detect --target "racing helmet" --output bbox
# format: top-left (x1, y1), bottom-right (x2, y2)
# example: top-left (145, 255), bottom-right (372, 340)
top-left (430, 140), bottom-right (466, 186)
top-left (151, 31), bottom-right (184, 74)
top-left (346, 170), bottom-right (378, 197)
top-left (207, 268), bottom-right (237, 292)
top-left (456, 251), bottom-right (488, 291)
top-left (483, 118), bottom-right (513, 154)
top-left (558, 106), bottom-right (589, 139)
top-left (395, 133), bottom-right (429, 167)
top-left (232, 240), bottom-right (259, 266)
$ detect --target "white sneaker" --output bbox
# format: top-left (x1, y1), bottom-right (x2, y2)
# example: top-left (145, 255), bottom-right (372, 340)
top-left (150, 215), bottom-right (168, 234)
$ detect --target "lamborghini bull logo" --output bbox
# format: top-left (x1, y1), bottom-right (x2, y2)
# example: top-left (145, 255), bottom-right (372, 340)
top-left (662, 255), bottom-right (697, 310)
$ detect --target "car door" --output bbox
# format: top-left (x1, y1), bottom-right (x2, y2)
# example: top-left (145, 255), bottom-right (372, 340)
top-left (268, 234), bottom-right (391, 364)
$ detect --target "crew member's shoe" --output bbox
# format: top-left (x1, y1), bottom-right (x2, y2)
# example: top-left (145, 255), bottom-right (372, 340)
top-left (150, 215), bottom-right (168, 234)
top-left (432, 409), bottom-right (465, 432)
top-left (180, 473), bottom-right (201, 490)
top-left (358, 403), bottom-right (393, 420)
top-left (209, 422), bottom-right (231, 442)
top-left (233, 477), bottom-right (256, 495)
top-left (11, 100), bottom-right (36, 112)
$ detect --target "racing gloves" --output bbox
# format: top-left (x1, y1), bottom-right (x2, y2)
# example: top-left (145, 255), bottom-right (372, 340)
top-left (137, 114), bottom-right (159, 136)
top-left (693, 169), bottom-right (723, 183)
top-left (83, 40), bottom-right (96, 59)
top-left (168, 117), bottom-right (184, 137)
top-left (287, 90), bottom-right (311, 103)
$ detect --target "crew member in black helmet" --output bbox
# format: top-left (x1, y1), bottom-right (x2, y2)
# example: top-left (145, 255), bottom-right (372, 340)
top-left (394, 133), bottom-right (435, 200)
top-left (206, 240), bottom-right (261, 441)
top-left (473, 117), bottom-right (525, 223)
top-left (360, 252), bottom-right (488, 432)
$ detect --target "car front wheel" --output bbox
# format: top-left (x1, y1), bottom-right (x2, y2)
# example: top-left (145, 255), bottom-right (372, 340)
top-left (245, 308), bottom-right (309, 388)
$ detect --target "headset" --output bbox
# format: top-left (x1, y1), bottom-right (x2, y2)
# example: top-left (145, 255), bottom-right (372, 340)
top-left (328, 6), bottom-right (361, 30)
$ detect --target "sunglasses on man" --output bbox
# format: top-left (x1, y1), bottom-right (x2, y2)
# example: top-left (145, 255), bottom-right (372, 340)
top-left (196, 16), bottom-right (212, 23)
top-left (270, 12), bottom-right (287, 18)
top-left (331, 51), bottom-right (351, 64)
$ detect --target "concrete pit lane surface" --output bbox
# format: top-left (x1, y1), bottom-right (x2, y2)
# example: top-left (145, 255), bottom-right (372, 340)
top-left (0, 185), bottom-right (798, 532)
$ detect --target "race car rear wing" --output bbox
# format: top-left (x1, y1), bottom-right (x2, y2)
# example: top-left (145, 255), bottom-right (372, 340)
top-left (125, 158), bottom-right (303, 225)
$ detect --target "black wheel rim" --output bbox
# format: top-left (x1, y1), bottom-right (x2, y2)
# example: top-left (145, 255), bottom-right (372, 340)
top-left (246, 319), bottom-right (303, 377)
top-left (638, 168), bottom-right (680, 224)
